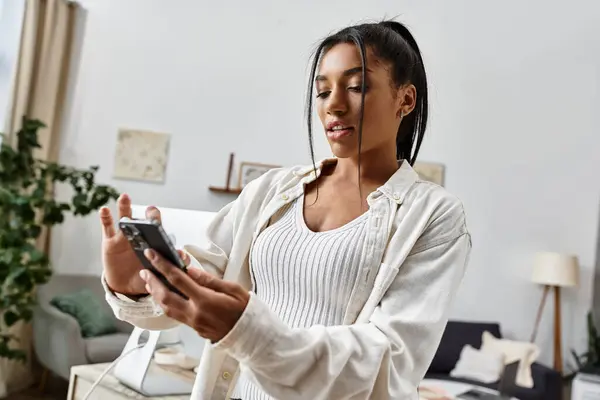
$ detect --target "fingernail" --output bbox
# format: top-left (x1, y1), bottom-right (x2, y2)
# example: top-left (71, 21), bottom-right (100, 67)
top-left (144, 249), bottom-right (156, 260)
top-left (139, 270), bottom-right (148, 280)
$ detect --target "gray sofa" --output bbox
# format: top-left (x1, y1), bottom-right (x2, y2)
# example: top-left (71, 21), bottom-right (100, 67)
top-left (33, 274), bottom-right (133, 380)
top-left (426, 321), bottom-right (562, 400)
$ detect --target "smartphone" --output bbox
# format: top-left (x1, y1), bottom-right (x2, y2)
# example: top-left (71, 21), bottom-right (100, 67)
top-left (119, 217), bottom-right (188, 299)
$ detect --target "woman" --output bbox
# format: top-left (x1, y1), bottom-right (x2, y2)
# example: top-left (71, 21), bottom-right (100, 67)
top-left (100, 20), bottom-right (471, 400)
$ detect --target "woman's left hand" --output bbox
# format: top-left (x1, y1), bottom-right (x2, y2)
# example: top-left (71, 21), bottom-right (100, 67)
top-left (140, 248), bottom-right (250, 343)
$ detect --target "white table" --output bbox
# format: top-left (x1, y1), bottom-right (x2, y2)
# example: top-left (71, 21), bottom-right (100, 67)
top-left (67, 362), bottom-right (194, 400)
top-left (571, 373), bottom-right (600, 400)
top-left (420, 378), bottom-right (517, 399)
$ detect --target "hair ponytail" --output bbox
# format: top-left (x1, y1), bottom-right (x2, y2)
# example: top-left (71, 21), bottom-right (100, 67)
top-left (380, 21), bottom-right (428, 165)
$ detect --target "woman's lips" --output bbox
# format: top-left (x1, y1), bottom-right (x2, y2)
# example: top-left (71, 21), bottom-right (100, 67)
top-left (326, 127), bottom-right (354, 140)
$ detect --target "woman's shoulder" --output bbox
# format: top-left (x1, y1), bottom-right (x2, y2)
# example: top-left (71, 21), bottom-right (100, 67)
top-left (410, 179), bottom-right (466, 216)
top-left (402, 180), bottom-right (470, 247)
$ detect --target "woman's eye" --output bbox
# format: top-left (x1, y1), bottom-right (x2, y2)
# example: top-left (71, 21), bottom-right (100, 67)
top-left (316, 85), bottom-right (367, 98)
top-left (349, 85), bottom-right (367, 93)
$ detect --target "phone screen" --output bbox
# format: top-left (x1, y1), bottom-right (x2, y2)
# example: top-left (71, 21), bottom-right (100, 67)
top-left (119, 218), bottom-right (188, 298)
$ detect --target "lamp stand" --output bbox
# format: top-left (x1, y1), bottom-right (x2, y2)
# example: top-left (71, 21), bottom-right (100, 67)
top-left (530, 285), bottom-right (549, 343)
top-left (530, 284), bottom-right (563, 373)
top-left (553, 285), bottom-right (562, 373)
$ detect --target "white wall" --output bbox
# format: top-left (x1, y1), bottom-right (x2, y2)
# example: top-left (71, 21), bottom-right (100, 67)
top-left (0, 0), bottom-right (25, 131)
top-left (50, 0), bottom-right (600, 369)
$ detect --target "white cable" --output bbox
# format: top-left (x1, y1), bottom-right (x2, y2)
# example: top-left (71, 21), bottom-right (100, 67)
top-left (82, 343), bottom-right (145, 400)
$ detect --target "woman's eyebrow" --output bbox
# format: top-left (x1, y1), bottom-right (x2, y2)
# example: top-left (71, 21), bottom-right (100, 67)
top-left (315, 66), bottom-right (371, 82)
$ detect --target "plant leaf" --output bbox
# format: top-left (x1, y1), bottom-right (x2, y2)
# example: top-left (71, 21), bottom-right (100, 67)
top-left (0, 115), bottom-right (119, 361)
top-left (3, 311), bottom-right (19, 327)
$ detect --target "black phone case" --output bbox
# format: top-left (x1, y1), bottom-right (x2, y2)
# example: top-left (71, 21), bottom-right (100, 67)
top-left (119, 218), bottom-right (188, 299)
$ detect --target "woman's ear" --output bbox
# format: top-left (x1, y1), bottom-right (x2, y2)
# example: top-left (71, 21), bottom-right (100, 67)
top-left (396, 84), bottom-right (417, 118)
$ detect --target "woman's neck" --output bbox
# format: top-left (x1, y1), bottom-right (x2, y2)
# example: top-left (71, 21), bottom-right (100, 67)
top-left (331, 147), bottom-right (400, 187)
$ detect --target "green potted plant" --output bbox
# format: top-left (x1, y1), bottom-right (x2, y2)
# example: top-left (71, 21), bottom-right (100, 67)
top-left (0, 117), bottom-right (119, 361)
top-left (571, 311), bottom-right (600, 376)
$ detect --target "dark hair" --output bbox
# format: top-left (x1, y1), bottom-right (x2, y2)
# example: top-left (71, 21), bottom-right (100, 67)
top-left (305, 20), bottom-right (428, 174)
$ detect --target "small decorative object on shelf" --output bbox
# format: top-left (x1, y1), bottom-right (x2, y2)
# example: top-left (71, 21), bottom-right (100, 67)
top-left (209, 153), bottom-right (242, 194)
top-left (209, 154), bottom-right (281, 194)
top-left (238, 161), bottom-right (281, 189)
top-left (413, 161), bottom-right (445, 186)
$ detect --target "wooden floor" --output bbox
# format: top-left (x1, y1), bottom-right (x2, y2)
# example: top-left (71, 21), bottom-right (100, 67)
top-left (10, 377), bottom-right (68, 400)
top-left (9, 359), bottom-right (69, 400)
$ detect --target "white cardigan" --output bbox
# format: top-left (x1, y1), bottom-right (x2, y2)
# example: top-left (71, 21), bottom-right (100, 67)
top-left (103, 159), bottom-right (472, 400)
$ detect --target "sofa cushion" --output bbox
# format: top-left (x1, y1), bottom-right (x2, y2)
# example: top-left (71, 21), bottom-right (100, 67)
top-left (51, 288), bottom-right (117, 338)
top-left (429, 321), bottom-right (502, 373)
top-left (481, 331), bottom-right (540, 388)
top-left (449, 344), bottom-right (505, 383)
top-left (84, 333), bottom-right (130, 363)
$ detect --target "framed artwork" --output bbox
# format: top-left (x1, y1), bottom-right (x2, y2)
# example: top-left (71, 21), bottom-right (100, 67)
top-left (113, 129), bottom-right (170, 183)
top-left (413, 161), bottom-right (445, 186)
top-left (238, 162), bottom-right (280, 188)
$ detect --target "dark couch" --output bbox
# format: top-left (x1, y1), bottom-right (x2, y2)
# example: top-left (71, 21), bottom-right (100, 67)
top-left (426, 321), bottom-right (562, 400)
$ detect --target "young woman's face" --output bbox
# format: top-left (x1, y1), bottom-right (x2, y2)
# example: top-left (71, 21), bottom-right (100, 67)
top-left (315, 43), bottom-right (414, 159)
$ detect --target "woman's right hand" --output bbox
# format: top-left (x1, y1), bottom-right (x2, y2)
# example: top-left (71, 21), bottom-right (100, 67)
top-left (99, 194), bottom-right (162, 295)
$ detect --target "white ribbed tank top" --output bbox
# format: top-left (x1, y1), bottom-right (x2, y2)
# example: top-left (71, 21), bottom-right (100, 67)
top-left (231, 195), bottom-right (369, 400)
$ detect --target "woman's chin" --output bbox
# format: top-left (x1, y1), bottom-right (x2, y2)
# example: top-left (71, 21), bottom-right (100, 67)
top-left (330, 149), bottom-right (356, 159)
top-left (328, 143), bottom-right (358, 159)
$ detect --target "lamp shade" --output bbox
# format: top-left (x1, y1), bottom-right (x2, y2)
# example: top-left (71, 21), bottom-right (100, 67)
top-left (531, 252), bottom-right (579, 287)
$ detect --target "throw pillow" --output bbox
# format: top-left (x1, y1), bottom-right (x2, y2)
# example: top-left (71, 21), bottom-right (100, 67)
top-left (449, 344), bottom-right (505, 383)
top-left (480, 331), bottom-right (540, 388)
top-left (50, 289), bottom-right (117, 338)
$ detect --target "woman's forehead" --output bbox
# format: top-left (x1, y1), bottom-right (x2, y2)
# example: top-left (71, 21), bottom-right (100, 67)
top-left (317, 43), bottom-right (385, 80)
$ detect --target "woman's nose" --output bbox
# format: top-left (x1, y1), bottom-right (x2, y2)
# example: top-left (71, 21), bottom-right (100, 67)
top-left (326, 89), bottom-right (348, 116)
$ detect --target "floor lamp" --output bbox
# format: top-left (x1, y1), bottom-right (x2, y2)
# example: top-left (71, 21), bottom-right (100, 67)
top-left (529, 251), bottom-right (579, 373)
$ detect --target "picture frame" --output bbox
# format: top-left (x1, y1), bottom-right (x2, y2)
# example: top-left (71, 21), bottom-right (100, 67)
top-left (238, 162), bottom-right (281, 188)
top-left (412, 161), bottom-right (445, 186)
top-left (113, 129), bottom-right (171, 183)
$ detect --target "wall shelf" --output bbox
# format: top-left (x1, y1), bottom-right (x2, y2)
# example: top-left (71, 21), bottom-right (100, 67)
top-left (209, 186), bottom-right (242, 195)
top-left (209, 153), bottom-right (242, 195)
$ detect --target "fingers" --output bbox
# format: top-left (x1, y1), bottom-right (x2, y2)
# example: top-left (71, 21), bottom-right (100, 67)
top-left (177, 250), bottom-right (191, 267)
top-left (145, 205), bottom-right (162, 224)
top-left (141, 269), bottom-right (189, 321)
top-left (99, 207), bottom-right (116, 238)
top-left (187, 267), bottom-right (243, 295)
top-left (144, 249), bottom-right (210, 299)
top-left (117, 194), bottom-right (133, 220)
top-left (117, 194), bottom-right (161, 224)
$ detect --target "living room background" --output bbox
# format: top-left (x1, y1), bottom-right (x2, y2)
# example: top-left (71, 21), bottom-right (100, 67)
top-left (2, 0), bottom-right (598, 382)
